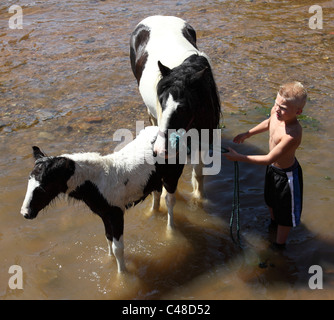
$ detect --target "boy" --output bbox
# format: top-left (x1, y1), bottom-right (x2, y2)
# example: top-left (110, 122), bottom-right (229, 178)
top-left (223, 82), bottom-right (307, 249)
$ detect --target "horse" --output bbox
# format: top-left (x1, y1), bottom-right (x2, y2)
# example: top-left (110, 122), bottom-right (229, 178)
top-left (20, 127), bottom-right (185, 273)
top-left (130, 15), bottom-right (221, 200)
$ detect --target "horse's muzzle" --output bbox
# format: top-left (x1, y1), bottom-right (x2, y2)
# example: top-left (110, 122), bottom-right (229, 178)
top-left (153, 131), bottom-right (168, 158)
top-left (21, 207), bottom-right (37, 220)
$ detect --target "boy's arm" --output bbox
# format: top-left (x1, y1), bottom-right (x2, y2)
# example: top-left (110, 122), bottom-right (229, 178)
top-left (224, 134), bottom-right (298, 166)
top-left (233, 117), bottom-right (271, 144)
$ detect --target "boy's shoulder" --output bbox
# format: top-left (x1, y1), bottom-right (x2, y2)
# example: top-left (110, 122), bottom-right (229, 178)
top-left (287, 119), bottom-right (302, 137)
top-left (284, 121), bottom-right (302, 150)
top-left (269, 108), bottom-right (302, 135)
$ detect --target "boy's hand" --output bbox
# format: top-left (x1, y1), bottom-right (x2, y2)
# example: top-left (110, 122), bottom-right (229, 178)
top-left (233, 132), bottom-right (250, 144)
top-left (223, 147), bottom-right (243, 162)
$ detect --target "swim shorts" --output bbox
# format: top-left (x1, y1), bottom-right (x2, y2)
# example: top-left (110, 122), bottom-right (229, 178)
top-left (264, 159), bottom-right (303, 227)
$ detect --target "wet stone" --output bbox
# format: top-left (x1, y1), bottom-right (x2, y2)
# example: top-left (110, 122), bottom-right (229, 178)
top-left (36, 110), bottom-right (56, 121)
top-left (38, 131), bottom-right (55, 141)
top-left (83, 116), bottom-right (103, 124)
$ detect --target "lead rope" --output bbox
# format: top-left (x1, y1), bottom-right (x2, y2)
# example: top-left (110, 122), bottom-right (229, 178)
top-left (230, 160), bottom-right (242, 248)
top-left (170, 133), bottom-right (242, 247)
top-left (220, 148), bottom-right (242, 248)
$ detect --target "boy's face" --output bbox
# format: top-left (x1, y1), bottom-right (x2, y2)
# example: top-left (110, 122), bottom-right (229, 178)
top-left (274, 94), bottom-right (302, 122)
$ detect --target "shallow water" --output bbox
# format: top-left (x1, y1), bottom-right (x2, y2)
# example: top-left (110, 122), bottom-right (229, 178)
top-left (1, 0), bottom-right (334, 300)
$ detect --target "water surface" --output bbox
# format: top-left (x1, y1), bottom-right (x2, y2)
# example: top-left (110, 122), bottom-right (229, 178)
top-left (1, 0), bottom-right (333, 299)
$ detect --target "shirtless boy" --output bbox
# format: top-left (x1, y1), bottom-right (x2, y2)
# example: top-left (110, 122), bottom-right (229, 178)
top-left (223, 82), bottom-right (307, 248)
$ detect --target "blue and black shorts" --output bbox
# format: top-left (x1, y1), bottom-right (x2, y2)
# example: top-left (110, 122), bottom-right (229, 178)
top-left (264, 160), bottom-right (303, 227)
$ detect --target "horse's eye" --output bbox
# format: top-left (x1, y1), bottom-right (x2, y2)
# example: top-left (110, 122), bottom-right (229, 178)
top-left (178, 107), bottom-right (186, 114)
top-left (33, 165), bottom-right (43, 176)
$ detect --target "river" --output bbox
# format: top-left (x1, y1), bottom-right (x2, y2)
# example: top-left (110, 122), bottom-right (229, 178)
top-left (0, 0), bottom-right (333, 299)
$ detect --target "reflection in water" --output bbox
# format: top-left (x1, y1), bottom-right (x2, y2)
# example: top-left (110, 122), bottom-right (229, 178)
top-left (0, 0), bottom-right (334, 299)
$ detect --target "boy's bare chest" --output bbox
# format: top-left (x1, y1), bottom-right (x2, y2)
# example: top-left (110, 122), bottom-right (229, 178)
top-left (269, 121), bottom-right (286, 149)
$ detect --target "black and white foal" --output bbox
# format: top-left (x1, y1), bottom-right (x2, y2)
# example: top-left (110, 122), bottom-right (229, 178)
top-left (20, 127), bottom-right (184, 273)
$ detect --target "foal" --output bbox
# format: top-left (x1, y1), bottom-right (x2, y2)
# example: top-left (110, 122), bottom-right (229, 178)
top-left (20, 127), bottom-right (184, 273)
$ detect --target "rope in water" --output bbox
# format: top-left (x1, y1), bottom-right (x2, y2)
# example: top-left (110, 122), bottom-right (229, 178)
top-left (169, 132), bottom-right (242, 248)
top-left (230, 161), bottom-right (242, 248)
top-left (221, 147), bottom-right (241, 248)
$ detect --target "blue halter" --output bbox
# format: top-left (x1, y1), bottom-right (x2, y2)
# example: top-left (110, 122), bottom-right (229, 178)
top-left (169, 129), bottom-right (191, 154)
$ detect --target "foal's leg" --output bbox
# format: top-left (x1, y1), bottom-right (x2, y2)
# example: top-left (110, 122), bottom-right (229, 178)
top-left (112, 235), bottom-right (125, 273)
top-left (101, 208), bottom-right (126, 273)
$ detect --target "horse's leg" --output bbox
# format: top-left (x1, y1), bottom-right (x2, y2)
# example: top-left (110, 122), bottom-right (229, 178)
top-left (151, 191), bottom-right (161, 212)
top-left (189, 148), bottom-right (204, 200)
top-left (101, 208), bottom-right (126, 273)
top-left (165, 192), bottom-right (176, 229)
top-left (162, 163), bottom-right (184, 230)
top-left (192, 161), bottom-right (204, 200)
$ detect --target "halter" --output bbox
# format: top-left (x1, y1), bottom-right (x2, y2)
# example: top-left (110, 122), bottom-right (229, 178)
top-left (157, 114), bottom-right (196, 139)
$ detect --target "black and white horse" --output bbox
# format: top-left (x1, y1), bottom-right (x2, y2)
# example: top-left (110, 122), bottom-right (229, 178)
top-left (20, 127), bottom-right (184, 273)
top-left (130, 15), bottom-right (221, 199)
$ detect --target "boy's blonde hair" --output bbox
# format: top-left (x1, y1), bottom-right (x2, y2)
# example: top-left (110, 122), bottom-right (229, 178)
top-left (279, 81), bottom-right (308, 110)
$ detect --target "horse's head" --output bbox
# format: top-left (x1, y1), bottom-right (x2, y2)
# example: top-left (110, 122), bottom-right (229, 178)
top-left (154, 59), bottom-right (210, 158)
top-left (20, 147), bottom-right (75, 220)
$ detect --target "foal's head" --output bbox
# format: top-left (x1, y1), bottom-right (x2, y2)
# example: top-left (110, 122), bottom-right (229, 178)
top-left (20, 147), bottom-right (75, 220)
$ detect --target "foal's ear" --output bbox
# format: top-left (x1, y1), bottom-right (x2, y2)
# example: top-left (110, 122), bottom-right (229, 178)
top-left (32, 146), bottom-right (46, 160)
top-left (158, 61), bottom-right (171, 77)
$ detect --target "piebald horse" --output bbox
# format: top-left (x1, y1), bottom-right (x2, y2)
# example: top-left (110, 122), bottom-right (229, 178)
top-left (130, 15), bottom-right (221, 200)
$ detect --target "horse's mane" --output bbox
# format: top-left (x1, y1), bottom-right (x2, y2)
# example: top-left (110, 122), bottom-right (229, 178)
top-left (157, 54), bottom-right (221, 131)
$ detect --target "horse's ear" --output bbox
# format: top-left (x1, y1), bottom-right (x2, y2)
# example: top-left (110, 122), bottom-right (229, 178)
top-left (190, 67), bottom-right (208, 83)
top-left (32, 146), bottom-right (45, 160)
top-left (158, 61), bottom-right (171, 77)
